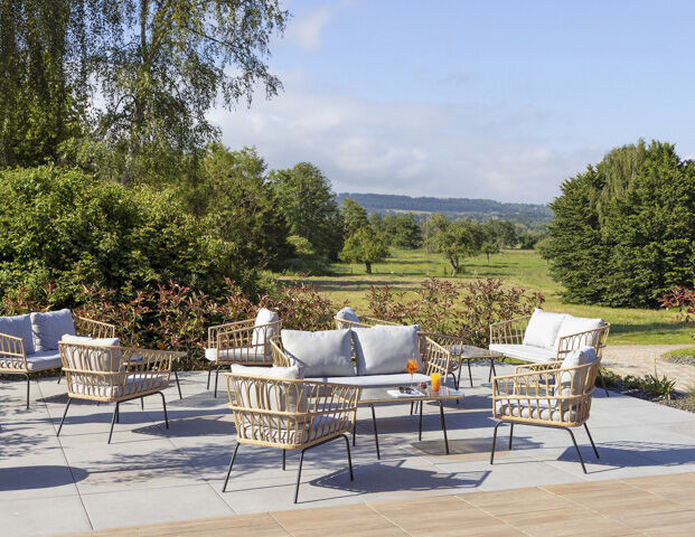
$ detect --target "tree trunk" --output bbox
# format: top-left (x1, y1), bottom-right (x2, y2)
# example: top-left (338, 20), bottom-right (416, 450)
top-left (449, 259), bottom-right (458, 276)
top-left (365, 262), bottom-right (372, 274)
top-left (486, 252), bottom-right (490, 265)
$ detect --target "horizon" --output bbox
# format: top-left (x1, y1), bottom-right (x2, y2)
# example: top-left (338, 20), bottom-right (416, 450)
top-left (211, 0), bottom-right (695, 204)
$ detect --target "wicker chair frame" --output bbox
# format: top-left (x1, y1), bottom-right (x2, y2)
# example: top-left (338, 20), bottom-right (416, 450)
top-left (56, 341), bottom-right (184, 443)
top-left (206, 318), bottom-right (282, 398)
top-left (0, 315), bottom-right (116, 408)
top-left (222, 372), bottom-right (360, 503)
top-left (490, 359), bottom-right (601, 473)
top-left (489, 315), bottom-right (611, 396)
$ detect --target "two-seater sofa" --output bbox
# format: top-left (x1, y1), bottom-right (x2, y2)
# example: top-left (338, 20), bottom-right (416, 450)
top-left (489, 308), bottom-right (610, 395)
top-left (0, 309), bottom-right (115, 407)
top-left (270, 325), bottom-right (452, 389)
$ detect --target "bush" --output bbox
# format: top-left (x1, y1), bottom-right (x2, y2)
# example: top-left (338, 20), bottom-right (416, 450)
top-left (0, 166), bottom-right (257, 303)
top-left (542, 140), bottom-right (695, 308)
top-left (367, 277), bottom-right (544, 347)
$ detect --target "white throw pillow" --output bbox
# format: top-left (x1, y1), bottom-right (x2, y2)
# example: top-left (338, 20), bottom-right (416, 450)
top-left (230, 364), bottom-right (306, 411)
top-left (555, 315), bottom-right (604, 350)
top-left (251, 308), bottom-right (280, 347)
top-left (281, 329), bottom-right (355, 377)
top-left (352, 325), bottom-right (422, 376)
top-left (523, 309), bottom-right (567, 349)
top-left (336, 306), bottom-right (360, 323)
top-left (557, 346), bottom-right (598, 397)
top-left (60, 334), bottom-right (121, 371)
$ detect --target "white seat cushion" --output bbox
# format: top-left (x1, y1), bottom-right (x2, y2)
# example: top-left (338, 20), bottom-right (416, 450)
top-left (307, 372), bottom-right (430, 387)
top-left (495, 399), bottom-right (576, 423)
top-left (522, 309), bottom-right (566, 349)
top-left (352, 325), bottom-right (422, 375)
top-left (205, 347), bottom-right (269, 363)
top-left (25, 351), bottom-right (62, 371)
top-left (118, 373), bottom-right (168, 397)
top-left (489, 344), bottom-right (557, 364)
top-left (281, 329), bottom-right (355, 377)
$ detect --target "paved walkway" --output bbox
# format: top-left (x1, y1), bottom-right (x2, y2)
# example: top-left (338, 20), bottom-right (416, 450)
top-left (2, 365), bottom-right (695, 536)
top-left (602, 345), bottom-right (695, 392)
top-left (56, 472), bottom-right (695, 537)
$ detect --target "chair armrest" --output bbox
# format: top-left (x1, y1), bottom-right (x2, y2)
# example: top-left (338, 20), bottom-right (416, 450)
top-left (489, 315), bottom-right (531, 346)
top-left (121, 347), bottom-right (180, 373)
top-left (0, 332), bottom-right (27, 370)
top-left (334, 316), bottom-right (370, 329)
top-left (514, 361), bottom-right (563, 373)
top-left (74, 316), bottom-right (116, 338)
top-left (208, 319), bottom-right (254, 347)
top-left (421, 336), bottom-right (452, 376)
top-left (269, 337), bottom-right (291, 367)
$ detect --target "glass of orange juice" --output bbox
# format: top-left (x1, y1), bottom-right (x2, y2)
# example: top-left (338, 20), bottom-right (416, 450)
top-left (430, 372), bottom-right (442, 392)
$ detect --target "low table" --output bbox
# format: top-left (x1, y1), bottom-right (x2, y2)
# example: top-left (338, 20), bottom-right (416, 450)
top-left (354, 385), bottom-right (463, 459)
top-left (444, 345), bottom-right (503, 389)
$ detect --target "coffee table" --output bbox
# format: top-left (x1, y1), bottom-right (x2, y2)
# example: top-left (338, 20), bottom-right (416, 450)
top-left (354, 385), bottom-right (463, 459)
top-left (445, 345), bottom-right (503, 389)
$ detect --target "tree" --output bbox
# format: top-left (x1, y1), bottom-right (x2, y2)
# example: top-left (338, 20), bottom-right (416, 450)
top-left (270, 163), bottom-right (344, 261)
top-left (340, 227), bottom-right (389, 274)
top-left (341, 198), bottom-right (369, 237)
top-left (424, 215), bottom-right (484, 275)
top-left (542, 140), bottom-right (695, 307)
top-left (483, 220), bottom-right (517, 248)
top-left (481, 240), bottom-right (500, 265)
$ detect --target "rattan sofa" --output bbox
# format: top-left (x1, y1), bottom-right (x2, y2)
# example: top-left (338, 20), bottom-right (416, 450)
top-left (0, 309), bottom-right (115, 408)
top-left (205, 308), bottom-right (282, 397)
top-left (223, 367), bottom-right (359, 503)
top-left (490, 346), bottom-right (601, 473)
top-left (489, 309), bottom-right (610, 395)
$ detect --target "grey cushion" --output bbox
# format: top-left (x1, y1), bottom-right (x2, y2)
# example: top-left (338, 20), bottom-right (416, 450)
top-left (352, 325), bottom-right (422, 375)
top-left (119, 373), bottom-right (168, 397)
top-left (204, 347), bottom-right (269, 363)
top-left (307, 372), bottom-right (430, 387)
top-left (0, 314), bottom-right (35, 354)
top-left (251, 308), bottom-right (280, 346)
top-left (25, 351), bottom-right (62, 371)
top-left (31, 309), bottom-right (75, 351)
top-left (336, 306), bottom-right (360, 322)
top-left (242, 415), bottom-right (336, 445)
top-left (230, 364), bottom-right (307, 412)
top-left (60, 334), bottom-right (121, 371)
top-left (489, 343), bottom-right (557, 364)
top-left (281, 329), bottom-right (355, 377)
top-left (495, 399), bottom-right (576, 423)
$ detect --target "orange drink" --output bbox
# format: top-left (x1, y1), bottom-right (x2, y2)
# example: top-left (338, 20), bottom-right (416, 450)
top-left (430, 372), bottom-right (442, 392)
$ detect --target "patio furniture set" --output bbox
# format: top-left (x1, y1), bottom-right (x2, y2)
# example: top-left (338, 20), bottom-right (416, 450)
top-left (0, 305), bottom-right (610, 502)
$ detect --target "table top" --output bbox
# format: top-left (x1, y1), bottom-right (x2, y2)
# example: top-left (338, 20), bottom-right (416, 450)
top-left (445, 344), bottom-right (503, 359)
top-left (358, 385), bottom-right (463, 405)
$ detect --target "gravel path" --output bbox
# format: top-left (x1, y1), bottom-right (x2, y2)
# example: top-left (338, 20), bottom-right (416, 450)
top-left (603, 345), bottom-right (695, 392)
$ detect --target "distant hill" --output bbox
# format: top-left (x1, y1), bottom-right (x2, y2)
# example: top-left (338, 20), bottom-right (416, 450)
top-left (336, 193), bottom-right (552, 229)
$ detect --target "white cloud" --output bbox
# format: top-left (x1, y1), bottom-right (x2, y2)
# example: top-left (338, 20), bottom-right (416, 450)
top-left (209, 84), bottom-right (604, 204)
top-left (287, 2), bottom-right (345, 51)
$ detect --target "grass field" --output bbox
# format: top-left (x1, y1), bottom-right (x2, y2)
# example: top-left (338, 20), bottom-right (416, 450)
top-left (279, 248), bottom-right (694, 346)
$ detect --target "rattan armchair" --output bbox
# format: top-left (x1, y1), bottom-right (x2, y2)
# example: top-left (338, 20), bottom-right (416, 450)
top-left (222, 372), bottom-right (360, 503)
top-left (206, 315), bottom-right (282, 398)
top-left (0, 314), bottom-right (116, 408)
top-left (490, 355), bottom-right (601, 473)
top-left (489, 315), bottom-right (611, 396)
top-left (56, 341), bottom-right (184, 443)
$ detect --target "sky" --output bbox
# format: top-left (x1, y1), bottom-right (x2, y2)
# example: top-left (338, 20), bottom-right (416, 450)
top-left (211, 0), bottom-right (695, 204)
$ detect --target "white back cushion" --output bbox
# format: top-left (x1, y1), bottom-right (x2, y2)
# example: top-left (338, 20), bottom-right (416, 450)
top-left (230, 364), bottom-right (306, 411)
top-left (352, 325), bottom-right (422, 376)
top-left (60, 334), bottom-right (121, 371)
top-left (251, 308), bottom-right (280, 346)
top-left (281, 329), bottom-right (355, 377)
top-left (557, 346), bottom-right (598, 397)
top-left (523, 309), bottom-right (567, 349)
top-left (336, 306), bottom-right (360, 323)
top-left (555, 315), bottom-right (604, 350)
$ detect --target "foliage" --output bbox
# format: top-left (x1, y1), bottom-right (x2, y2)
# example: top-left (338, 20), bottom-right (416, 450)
top-left (482, 220), bottom-right (517, 248)
top-left (366, 277), bottom-right (544, 347)
top-left (0, 166), bottom-right (254, 302)
top-left (601, 369), bottom-right (677, 401)
top-left (480, 240), bottom-right (500, 265)
top-left (543, 140), bottom-right (695, 307)
top-left (341, 198), bottom-right (370, 237)
top-left (378, 213), bottom-right (422, 249)
top-left (261, 282), bottom-right (336, 331)
top-left (270, 162), bottom-right (344, 261)
top-left (659, 287), bottom-right (695, 326)
top-left (423, 214), bottom-right (484, 275)
top-left (340, 227), bottom-right (389, 274)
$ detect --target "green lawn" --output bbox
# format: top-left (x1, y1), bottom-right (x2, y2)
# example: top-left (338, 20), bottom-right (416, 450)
top-left (278, 248), bottom-right (694, 346)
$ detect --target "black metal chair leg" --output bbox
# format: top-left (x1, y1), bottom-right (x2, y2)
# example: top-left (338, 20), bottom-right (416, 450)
top-left (410, 401), bottom-right (414, 415)
top-left (352, 421), bottom-right (356, 446)
top-left (584, 423), bottom-right (599, 459)
top-left (598, 370), bottom-right (610, 397)
top-left (207, 365), bottom-right (213, 390)
top-left (222, 443), bottom-right (241, 492)
top-left (108, 402), bottom-right (119, 444)
top-left (140, 397), bottom-right (144, 410)
top-left (490, 421), bottom-right (503, 464)
top-left (565, 427), bottom-right (587, 473)
top-left (282, 449), bottom-right (286, 470)
top-left (24, 374), bottom-right (30, 409)
top-left (439, 401), bottom-right (450, 455)
top-left (56, 372), bottom-right (62, 384)
top-left (488, 358), bottom-right (497, 382)
top-left (115, 404), bottom-right (120, 423)
top-left (56, 399), bottom-right (72, 437)
top-left (159, 392), bottom-right (169, 429)
top-left (294, 449), bottom-right (306, 503)
top-left (213, 366), bottom-right (221, 398)
top-left (174, 369), bottom-right (183, 399)
top-left (467, 359), bottom-right (473, 387)
top-left (418, 398), bottom-right (424, 441)
top-left (509, 423), bottom-right (514, 450)
top-left (370, 404), bottom-right (380, 460)
top-left (342, 434), bottom-right (354, 480)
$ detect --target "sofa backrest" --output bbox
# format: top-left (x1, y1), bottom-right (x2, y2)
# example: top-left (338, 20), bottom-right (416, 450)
top-left (523, 309), bottom-right (605, 351)
top-left (0, 313), bottom-right (35, 355)
top-left (31, 309), bottom-right (75, 352)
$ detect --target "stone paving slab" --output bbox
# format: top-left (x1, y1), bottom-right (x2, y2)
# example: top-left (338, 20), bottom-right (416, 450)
top-left (603, 345), bottom-right (695, 391)
top-left (1, 362), bottom-right (695, 536)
